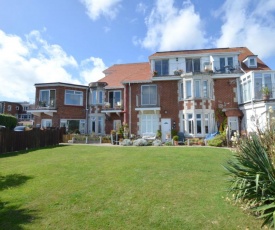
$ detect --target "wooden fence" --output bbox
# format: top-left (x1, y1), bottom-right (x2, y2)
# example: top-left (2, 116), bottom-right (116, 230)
top-left (0, 127), bottom-right (65, 154)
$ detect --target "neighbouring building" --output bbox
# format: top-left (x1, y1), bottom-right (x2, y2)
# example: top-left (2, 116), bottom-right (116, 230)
top-left (29, 47), bottom-right (275, 140)
top-left (28, 82), bottom-right (89, 133)
top-left (0, 101), bottom-right (34, 126)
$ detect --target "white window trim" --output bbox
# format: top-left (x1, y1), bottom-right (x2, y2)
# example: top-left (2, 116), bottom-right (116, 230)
top-left (65, 90), bottom-right (83, 106)
top-left (141, 85), bottom-right (158, 106)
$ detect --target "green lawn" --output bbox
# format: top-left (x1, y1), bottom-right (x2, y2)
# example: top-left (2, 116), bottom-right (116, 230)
top-left (0, 145), bottom-right (262, 230)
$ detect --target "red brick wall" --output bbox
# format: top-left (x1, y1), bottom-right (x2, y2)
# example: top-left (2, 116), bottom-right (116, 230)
top-left (214, 78), bottom-right (238, 109)
top-left (125, 81), bottom-right (179, 134)
top-left (213, 78), bottom-right (239, 124)
top-left (1, 102), bottom-right (22, 117)
top-left (34, 86), bottom-right (87, 127)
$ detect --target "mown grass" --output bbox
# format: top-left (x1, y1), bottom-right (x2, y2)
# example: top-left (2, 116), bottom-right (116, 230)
top-left (0, 145), bottom-right (262, 229)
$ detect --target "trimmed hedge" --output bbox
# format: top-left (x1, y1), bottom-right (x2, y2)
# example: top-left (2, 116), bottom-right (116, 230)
top-left (0, 114), bottom-right (17, 129)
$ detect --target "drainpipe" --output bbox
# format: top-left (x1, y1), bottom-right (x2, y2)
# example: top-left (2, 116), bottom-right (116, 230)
top-left (86, 87), bottom-right (89, 135)
top-left (129, 82), bottom-right (131, 135)
top-left (123, 84), bottom-right (127, 124)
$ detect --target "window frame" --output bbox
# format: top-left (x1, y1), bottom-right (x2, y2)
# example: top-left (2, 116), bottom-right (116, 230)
top-left (154, 59), bottom-right (169, 76)
top-left (140, 114), bottom-right (159, 134)
top-left (91, 90), bottom-right (104, 105)
top-left (65, 90), bottom-right (83, 106)
top-left (141, 85), bottom-right (158, 106)
top-left (186, 58), bottom-right (201, 73)
top-left (194, 80), bottom-right (201, 98)
top-left (108, 90), bottom-right (121, 108)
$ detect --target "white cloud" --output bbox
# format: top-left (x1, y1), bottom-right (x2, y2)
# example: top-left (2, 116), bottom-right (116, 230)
top-left (139, 0), bottom-right (207, 51)
top-left (136, 2), bottom-right (148, 14)
top-left (215, 0), bottom-right (275, 59)
top-left (0, 30), bottom-right (107, 102)
top-left (80, 57), bottom-right (107, 84)
top-left (80, 0), bottom-right (122, 21)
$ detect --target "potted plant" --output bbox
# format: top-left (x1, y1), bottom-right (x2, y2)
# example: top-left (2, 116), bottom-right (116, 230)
top-left (111, 130), bottom-right (116, 144)
top-left (156, 130), bottom-right (162, 139)
top-left (174, 69), bottom-right (183, 76)
top-left (173, 135), bottom-right (179, 145)
top-left (262, 87), bottom-right (271, 101)
top-left (198, 139), bottom-right (205, 146)
top-left (153, 70), bottom-right (158, 76)
top-left (104, 102), bottom-right (111, 109)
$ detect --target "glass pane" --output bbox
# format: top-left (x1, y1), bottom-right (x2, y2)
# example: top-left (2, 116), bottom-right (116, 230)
top-left (186, 59), bottom-right (192, 73)
top-left (40, 90), bottom-right (49, 105)
top-left (180, 82), bottom-right (184, 99)
top-left (114, 91), bottom-right (121, 104)
top-left (227, 57), bottom-right (233, 67)
top-left (68, 120), bottom-right (80, 133)
top-left (186, 81), bottom-right (192, 98)
top-left (92, 91), bottom-right (97, 104)
top-left (264, 74), bottom-right (272, 97)
top-left (65, 91), bottom-right (83, 106)
top-left (220, 58), bottom-right (225, 73)
top-left (254, 74), bottom-right (262, 99)
top-left (196, 120), bottom-right (201, 134)
top-left (155, 60), bottom-right (161, 75)
top-left (162, 60), bottom-right (169, 75)
top-left (99, 91), bottom-right (103, 104)
top-left (195, 80), bottom-right (200, 97)
top-left (193, 59), bottom-right (200, 72)
top-left (98, 117), bottom-right (103, 133)
top-left (142, 85), bottom-right (157, 105)
top-left (203, 81), bottom-right (208, 98)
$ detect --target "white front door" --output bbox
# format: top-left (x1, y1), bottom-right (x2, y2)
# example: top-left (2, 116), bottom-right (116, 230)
top-left (161, 118), bottom-right (171, 142)
top-left (228, 116), bottom-right (239, 137)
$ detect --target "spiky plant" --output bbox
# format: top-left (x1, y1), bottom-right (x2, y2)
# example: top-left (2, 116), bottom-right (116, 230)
top-left (224, 135), bottom-right (275, 228)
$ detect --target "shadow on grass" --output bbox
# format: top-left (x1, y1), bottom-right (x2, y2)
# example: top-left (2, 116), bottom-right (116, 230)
top-left (0, 201), bottom-right (38, 230)
top-left (0, 174), bottom-right (38, 229)
top-left (0, 145), bottom-right (68, 159)
top-left (0, 174), bottom-right (33, 191)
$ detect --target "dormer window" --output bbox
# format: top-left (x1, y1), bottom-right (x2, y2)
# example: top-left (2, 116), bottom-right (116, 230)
top-left (249, 58), bottom-right (255, 66)
top-left (243, 55), bottom-right (257, 68)
top-left (248, 57), bottom-right (257, 68)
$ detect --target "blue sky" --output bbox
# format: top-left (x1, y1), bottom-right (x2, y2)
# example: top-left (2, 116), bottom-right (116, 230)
top-left (1, 0), bottom-right (275, 102)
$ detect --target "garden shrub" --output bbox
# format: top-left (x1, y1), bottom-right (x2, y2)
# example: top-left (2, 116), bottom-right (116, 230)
top-left (207, 132), bottom-right (226, 147)
top-left (224, 135), bottom-right (275, 228)
top-left (224, 106), bottom-right (275, 229)
top-left (164, 141), bottom-right (172, 146)
top-left (152, 139), bottom-right (162, 146)
top-left (133, 138), bottom-right (148, 146)
top-left (121, 139), bottom-right (132, 146)
top-left (0, 114), bottom-right (17, 129)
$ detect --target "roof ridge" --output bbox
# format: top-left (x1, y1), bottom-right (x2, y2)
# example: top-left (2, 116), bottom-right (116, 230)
top-left (154, 47), bottom-right (247, 54)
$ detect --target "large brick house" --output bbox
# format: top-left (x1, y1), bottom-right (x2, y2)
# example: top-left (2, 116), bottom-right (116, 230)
top-left (29, 47), bottom-right (274, 140)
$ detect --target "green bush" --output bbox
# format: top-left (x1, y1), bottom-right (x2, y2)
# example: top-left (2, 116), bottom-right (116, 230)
top-left (121, 139), bottom-right (132, 146)
top-left (133, 138), bottom-right (148, 146)
top-left (207, 132), bottom-right (226, 147)
top-left (0, 114), bottom-right (17, 129)
top-left (153, 139), bottom-right (162, 146)
top-left (171, 129), bottom-right (178, 138)
top-left (164, 141), bottom-right (172, 146)
top-left (224, 135), bottom-right (275, 228)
